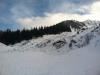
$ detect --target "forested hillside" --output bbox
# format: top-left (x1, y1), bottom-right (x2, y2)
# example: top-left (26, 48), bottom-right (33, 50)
top-left (0, 20), bottom-right (85, 45)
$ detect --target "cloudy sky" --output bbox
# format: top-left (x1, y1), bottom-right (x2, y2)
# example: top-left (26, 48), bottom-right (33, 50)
top-left (0, 0), bottom-right (100, 30)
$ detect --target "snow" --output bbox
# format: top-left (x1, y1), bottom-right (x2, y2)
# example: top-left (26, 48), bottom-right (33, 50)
top-left (0, 43), bottom-right (100, 75)
top-left (0, 20), bottom-right (100, 75)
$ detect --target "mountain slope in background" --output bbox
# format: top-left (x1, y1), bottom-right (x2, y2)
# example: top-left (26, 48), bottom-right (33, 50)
top-left (7, 20), bottom-right (100, 52)
top-left (0, 20), bottom-right (90, 45)
top-left (0, 20), bottom-right (86, 45)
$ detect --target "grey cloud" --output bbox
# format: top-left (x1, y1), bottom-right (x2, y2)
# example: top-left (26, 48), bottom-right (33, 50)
top-left (0, 0), bottom-right (99, 26)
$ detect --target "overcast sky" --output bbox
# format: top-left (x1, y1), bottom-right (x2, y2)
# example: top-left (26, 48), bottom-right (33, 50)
top-left (0, 0), bottom-right (100, 29)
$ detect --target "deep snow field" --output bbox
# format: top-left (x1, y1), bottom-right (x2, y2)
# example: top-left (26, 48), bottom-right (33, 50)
top-left (0, 42), bottom-right (100, 75)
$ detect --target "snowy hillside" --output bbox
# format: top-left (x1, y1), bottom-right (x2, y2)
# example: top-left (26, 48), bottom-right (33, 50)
top-left (7, 20), bottom-right (100, 53)
top-left (0, 20), bottom-right (100, 75)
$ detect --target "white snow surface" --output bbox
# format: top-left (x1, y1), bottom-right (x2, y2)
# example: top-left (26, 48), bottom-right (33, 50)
top-left (0, 21), bottom-right (100, 75)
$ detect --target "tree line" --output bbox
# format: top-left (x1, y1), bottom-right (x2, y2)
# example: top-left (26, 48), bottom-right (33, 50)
top-left (0, 22), bottom-right (71, 45)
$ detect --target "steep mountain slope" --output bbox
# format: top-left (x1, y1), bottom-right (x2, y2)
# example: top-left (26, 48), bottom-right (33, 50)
top-left (57, 20), bottom-right (85, 29)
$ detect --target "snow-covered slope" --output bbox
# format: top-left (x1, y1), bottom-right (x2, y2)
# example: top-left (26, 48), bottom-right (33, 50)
top-left (5, 20), bottom-right (99, 53)
top-left (0, 20), bottom-right (100, 75)
top-left (84, 20), bottom-right (100, 28)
